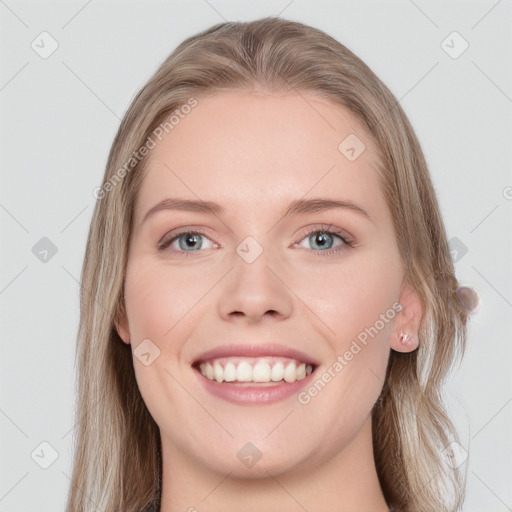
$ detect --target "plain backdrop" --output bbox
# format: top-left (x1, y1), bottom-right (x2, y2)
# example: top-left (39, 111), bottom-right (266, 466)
top-left (1, 1), bottom-right (511, 510)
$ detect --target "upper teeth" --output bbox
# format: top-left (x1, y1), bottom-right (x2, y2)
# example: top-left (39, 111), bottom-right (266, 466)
top-left (197, 358), bottom-right (314, 383)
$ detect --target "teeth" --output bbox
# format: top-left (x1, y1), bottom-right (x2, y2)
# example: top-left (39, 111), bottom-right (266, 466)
top-left (284, 362), bottom-right (297, 382)
top-left (224, 362), bottom-right (237, 382)
top-left (271, 362), bottom-right (284, 382)
top-left (253, 362), bottom-right (271, 382)
top-left (237, 361), bottom-right (253, 382)
top-left (213, 361), bottom-right (223, 383)
top-left (197, 358), bottom-right (314, 384)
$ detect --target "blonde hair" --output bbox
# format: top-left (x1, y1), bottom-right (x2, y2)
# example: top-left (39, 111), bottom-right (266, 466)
top-left (66, 17), bottom-right (468, 512)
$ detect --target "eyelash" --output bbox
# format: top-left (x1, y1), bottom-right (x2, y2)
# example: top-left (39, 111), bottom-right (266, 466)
top-left (157, 224), bottom-right (356, 257)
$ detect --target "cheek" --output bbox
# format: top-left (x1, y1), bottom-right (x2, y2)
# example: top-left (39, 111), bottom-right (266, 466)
top-left (123, 259), bottom-right (201, 426)
top-left (294, 258), bottom-right (399, 436)
top-left (297, 253), bottom-right (401, 351)
top-left (123, 258), bottom-right (199, 353)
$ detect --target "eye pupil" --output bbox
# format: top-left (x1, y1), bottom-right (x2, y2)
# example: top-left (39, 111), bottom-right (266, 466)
top-left (310, 232), bottom-right (333, 250)
top-left (180, 233), bottom-right (202, 250)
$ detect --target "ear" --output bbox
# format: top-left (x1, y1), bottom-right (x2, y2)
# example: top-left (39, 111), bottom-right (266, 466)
top-left (114, 298), bottom-right (131, 345)
top-left (390, 280), bottom-right (423, 353)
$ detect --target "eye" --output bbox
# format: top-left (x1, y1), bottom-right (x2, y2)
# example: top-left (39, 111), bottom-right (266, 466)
top-left (294, 225), bottom-right (355, 255)
top-left (157, 224), bottom-right (356, 257)
top-left (157, 229), bottom-right (217, 255)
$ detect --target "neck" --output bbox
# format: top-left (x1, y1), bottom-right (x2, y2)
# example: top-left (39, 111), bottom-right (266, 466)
top-left (158, 415), bottom-right (390, 512)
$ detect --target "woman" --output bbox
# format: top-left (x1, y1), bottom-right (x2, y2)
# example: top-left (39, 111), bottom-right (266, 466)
top-left (66, 17), bottom-right (469, 512)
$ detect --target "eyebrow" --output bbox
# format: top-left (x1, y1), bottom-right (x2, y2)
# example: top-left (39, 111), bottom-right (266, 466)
top-left (141, 197), bottom-right (372, 225)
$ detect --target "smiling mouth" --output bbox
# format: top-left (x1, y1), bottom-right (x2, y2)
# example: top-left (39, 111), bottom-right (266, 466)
top-left (193, 357), bottom-right (316, 384)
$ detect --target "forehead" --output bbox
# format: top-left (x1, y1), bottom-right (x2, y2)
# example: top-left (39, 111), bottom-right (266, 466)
top-left (134, 90), bottom-right (387, 225)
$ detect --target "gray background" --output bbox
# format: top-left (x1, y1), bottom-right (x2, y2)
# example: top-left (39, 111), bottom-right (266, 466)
top-left (1, 0), bottom-right (511, 510)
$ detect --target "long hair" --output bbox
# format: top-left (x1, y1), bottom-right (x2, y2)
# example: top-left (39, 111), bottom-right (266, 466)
top-left (66, 17), bottom-right (468, 512)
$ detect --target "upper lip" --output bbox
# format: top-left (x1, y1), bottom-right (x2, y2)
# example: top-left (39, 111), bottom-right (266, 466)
top-left (192, 343), bottom-right (319, 367)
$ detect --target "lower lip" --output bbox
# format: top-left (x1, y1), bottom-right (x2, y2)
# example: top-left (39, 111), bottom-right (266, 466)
top-left (194, 368), bottom-right (316, 405)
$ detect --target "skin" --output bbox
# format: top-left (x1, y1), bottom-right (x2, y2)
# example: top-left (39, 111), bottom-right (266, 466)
top-left (116, 90), bottom-right (423, 512)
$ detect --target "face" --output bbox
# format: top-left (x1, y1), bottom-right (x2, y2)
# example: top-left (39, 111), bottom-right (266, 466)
top-left (116, 90), bottom-right (420, 479)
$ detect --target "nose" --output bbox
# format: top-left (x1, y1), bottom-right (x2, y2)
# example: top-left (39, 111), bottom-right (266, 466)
top-left (217, 244), bottom-right (294, 324)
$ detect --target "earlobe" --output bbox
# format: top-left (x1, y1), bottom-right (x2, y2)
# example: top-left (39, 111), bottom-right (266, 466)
top-left (394, 330), bottom-right (419, 352)
top-left (115, 320), bottom-right (131, 345)
top-left (114, 302), bottom-right (131, 345)
top-left (390, 281), bottom-right (423, 353)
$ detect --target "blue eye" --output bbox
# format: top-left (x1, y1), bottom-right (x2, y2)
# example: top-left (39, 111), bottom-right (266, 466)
top-left (157, 225), bottom-right (355, 256)
top-left (294, 227), bottom-right (355, 255)
top-left (158, 230), bottom-right (214, 253)
top-left (301, 231), bottom-right (339, 250)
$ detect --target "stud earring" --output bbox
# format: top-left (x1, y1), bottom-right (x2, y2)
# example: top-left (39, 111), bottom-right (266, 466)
top-left (400, 331), bottom-right (412, 345)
